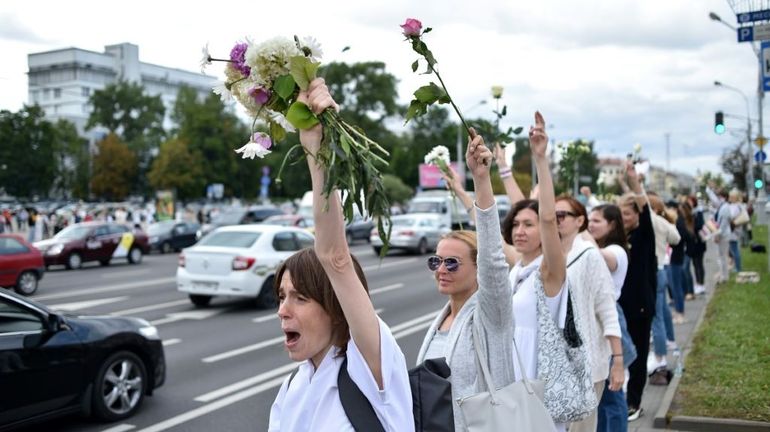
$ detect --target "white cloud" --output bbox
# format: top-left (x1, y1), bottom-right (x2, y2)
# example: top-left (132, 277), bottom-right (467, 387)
top-left (0, 0), bottom-right (763, 181)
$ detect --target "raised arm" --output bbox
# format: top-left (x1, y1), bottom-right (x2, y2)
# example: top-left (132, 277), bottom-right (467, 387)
top-left (441, 165), bottom-right (476, 223)
top-left (494, 142), bottom-right (526, 205)
top-left (530, 112), bottom-right (565, 297)
top-left (298, 78), bottom-right (383, 387)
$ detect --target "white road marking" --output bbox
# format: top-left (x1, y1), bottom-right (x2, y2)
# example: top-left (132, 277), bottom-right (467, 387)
top-left (389, 310), bottom-right (439, 333)
top-left (201, 336), bottom-right (284, 363)
top-left (362, 258), bottom-right (417, 272)
top-left (34, 277), bottom-right (175, 301)
top-left (111, 299), bottom-right (190, 316)
top-left (368, 283), bottom-right (404, 295)
top-left (194, 362), bottom-right (299, 402)
top-left (99, 424), bottom-right (135, 432)
top-left (162, 338), bottom-right (182, 347)
top-left (150, 309), bottom-right (223, 326)
top-left (48, 296), bottom-right (129, 311)
top-left (393, 320), bottom-right (434, 339)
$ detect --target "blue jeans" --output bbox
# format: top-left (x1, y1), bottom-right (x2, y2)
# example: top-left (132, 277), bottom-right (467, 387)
top-left (729, 240), bottom-right (742, 272)
top-left (652, 268), bottom-right (675, 357)
top-left (669, 263), bottom-right (685, 314)
top-left (597, 380), bottom-right (628, 432)
top-left (617, 304), bottom-right (637, 368)
top-left (683, 255), bottom-right (694, 295)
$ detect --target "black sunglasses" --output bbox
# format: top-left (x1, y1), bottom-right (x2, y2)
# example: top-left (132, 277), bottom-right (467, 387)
top-left (427, 255), bottom-right (462, 272)
top-left (555, 210), bottom-right (577, 222)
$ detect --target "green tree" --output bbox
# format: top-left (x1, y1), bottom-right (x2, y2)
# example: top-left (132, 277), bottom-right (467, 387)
top-left (148, 137), bottom-right (205, 201)
top-left (382, 174), bottom-right (413, 206)
top-left (171, 86), bottom-right (252, 198)
top-left (0, 105), bottom-right (57, 198)
top-left (391, 107), bottom-right (457, 189)
top-left (556, 139), bottom-right (598, 195)
top-left (719, 141), bottom-right (760, 193)
top-left (51, 119), bottom-right (89, 199)
top-left (87, 80), bottom-right (166, 194)
top-left (510, 137), bottom-right (534, 197)
top-left (90, 133), bottom-right (137, 200)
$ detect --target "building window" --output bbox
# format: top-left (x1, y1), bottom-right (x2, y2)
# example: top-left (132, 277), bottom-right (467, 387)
top-left (43, 88), bottom-right (50, 100)
top-left (54, 88), bottom-right (61, 98)
top-left (82, 87), bottom-right (90, 97)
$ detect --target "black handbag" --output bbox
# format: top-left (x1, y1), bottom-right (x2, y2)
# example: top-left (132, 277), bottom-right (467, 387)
top-left (409, 357), bottom-right (455, 432)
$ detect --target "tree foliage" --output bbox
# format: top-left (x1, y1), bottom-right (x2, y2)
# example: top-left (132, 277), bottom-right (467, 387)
top-left (555, 139), bottom-right (599, 195)
top-left (51, 119), bottom-right (89, 199)
top-left (381, 174), bottom-right (413, 205)
top-left (719, 141), bottom-right (760, 193)
top-left (148, 137), bottom-right (205, 200)
top-left (90, 133), bottom-right (137, 200)
top-left (0, 105), bottom-right (58, 199)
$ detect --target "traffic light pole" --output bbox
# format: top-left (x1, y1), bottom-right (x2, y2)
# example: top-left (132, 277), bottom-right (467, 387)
top-left (755, 51), bottom-right (767, 224)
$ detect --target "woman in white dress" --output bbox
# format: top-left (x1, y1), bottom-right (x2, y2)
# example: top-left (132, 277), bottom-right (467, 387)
top-left (268, 78), bottom-right (414, 431)
top-left (500, 112), bottom-right (568, 431)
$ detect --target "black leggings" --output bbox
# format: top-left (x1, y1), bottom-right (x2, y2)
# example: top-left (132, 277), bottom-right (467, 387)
top-left (626, 314), bottom-right (653, 409)
top-left (691, 253), bottom-right (705, 285)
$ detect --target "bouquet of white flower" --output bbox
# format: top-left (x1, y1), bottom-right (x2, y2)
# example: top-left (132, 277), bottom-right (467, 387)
top-left (202, 36), bottom-right (391, 248)
top-left (424, 145), bottom-right (464, 229)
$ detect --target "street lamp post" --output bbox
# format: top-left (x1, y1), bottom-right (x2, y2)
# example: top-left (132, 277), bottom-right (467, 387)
top-left (710, 12), bottom-right (768, 224)
top-left (715, 80), bottom-right (754, 199)
top-left (455, 99), bottom-right (487, 182)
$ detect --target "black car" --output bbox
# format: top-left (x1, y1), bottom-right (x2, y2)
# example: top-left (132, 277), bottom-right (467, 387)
top-left (147, 221), bottom-right (200, 253)
top-left (345, 214), bottom-right (374, 244)
top-left (198, 206), bottom-right (284, 238)
top-left (0, 290), bottom-right (165, 431)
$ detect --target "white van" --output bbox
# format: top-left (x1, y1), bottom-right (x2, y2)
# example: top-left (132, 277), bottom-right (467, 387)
top-left (407, 190), bottom-right (471, 230)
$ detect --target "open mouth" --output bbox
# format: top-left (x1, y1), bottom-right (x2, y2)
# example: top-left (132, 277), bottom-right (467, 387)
top-left (284, 331), bottom-right (301, 349)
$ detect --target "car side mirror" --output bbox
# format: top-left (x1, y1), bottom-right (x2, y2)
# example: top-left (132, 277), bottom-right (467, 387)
top-left (46, 313), bottom-right (64, 332)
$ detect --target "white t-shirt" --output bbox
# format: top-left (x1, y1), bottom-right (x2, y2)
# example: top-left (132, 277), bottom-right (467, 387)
top-left (268, 318), bottom-right (414, 432)
top-left (605, 244), bottom-right (629, 300)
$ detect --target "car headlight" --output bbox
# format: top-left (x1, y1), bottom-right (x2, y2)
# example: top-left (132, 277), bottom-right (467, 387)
top-left (138, 325), bottom-right (160, 340)
top-left (46, 244), bottom-right (64, 256)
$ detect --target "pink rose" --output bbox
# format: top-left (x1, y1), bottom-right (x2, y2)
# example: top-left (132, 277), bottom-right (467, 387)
top-left (400, 18), bottom-right (422, 37)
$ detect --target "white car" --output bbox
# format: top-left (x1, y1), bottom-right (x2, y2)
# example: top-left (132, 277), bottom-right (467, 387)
top-left (370, 213), bottom-right (450, 255)
top-left (176, 224), bottom-right (314, 308)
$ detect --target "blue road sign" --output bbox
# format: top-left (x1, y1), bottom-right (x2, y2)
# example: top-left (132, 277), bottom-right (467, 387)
top-left (739, 26), bottom-right (754, 42)
top-left (755, 150), bottom-right (767, 163)
top-left (738, 9), bottom-right (770, 24)
top-left (739, 23), bottom-right (770, 42)
top-left (763, 42), bottom-right (770, 92)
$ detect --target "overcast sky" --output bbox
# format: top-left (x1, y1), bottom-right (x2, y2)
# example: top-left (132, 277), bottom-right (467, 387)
top-left (0, 0), bottom-right (765, 179)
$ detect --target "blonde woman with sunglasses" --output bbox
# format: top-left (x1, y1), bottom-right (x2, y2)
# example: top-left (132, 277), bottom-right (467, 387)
top-left (416, 125), bottom-right (555, 431)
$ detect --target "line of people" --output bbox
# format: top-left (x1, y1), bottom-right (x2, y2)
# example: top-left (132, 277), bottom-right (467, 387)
top-left (265, 79), bottom-right (710, 431)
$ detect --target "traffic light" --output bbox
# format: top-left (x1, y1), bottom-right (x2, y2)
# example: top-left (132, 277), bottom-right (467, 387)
top-left (715, 111), bottom-right (725, 134)
top-left (755, 179), bottom-right (764, 189)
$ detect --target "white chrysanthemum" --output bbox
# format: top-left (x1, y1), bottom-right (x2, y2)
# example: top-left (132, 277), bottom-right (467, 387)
top-left (245, 36), bottom-right (301, 83)
top-left (425, 145), bottom-right (450, 166)
top-left (212, 82), bottom-right (233, 102)
top-left (200, 43), bottom-right (212, 73)
top-left (301, 36), bottom-right (323, 61)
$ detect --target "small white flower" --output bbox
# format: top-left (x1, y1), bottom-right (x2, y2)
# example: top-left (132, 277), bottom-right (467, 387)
top-left (200, 43), bottom-right (212, 73)
top-left (212, 82), bottom-right (233, 102)
top-left (269, 110), bottom-right (296, 133)
top-left (301, 36), bottom-right (324, 61)
top-left (235, 141), bottom-right (271, 159)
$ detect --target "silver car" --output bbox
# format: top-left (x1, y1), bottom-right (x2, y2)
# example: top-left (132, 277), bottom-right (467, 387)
top-left (370, 213), bottom-right (450, 255)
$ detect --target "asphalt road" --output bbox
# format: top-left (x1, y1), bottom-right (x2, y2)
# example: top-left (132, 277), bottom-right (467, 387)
top-left (19, 241), bottom-right (446, 432)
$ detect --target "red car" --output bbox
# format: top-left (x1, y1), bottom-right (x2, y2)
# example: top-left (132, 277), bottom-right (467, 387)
top-left (0, 234), bottom-right (45, 295)
top-left (33, 222), bottom-right (150, 270)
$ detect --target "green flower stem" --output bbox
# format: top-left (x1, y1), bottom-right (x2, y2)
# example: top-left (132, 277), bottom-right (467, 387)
top-left (432, 68), bottom-right (472, 136)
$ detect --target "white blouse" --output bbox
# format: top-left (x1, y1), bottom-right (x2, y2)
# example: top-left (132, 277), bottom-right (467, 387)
top-left (605, 244), bottom-right (628, 300)
top-left (268, 318), bottom-right (414, 431)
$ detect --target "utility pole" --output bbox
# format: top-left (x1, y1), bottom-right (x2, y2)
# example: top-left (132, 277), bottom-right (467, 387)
top-left (665, 132), bottom-right (670, 194)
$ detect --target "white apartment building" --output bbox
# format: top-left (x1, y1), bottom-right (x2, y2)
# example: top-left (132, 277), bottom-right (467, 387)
top-left (27, 42), bottom-right (215, 142)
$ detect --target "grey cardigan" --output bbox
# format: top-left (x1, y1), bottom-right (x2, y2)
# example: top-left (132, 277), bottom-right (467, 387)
top-left (416, 203), bottom-right (515, 431)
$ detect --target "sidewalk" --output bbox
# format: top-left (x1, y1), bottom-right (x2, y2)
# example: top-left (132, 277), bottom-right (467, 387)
top-left (629, 240), bottom-right (719, 432)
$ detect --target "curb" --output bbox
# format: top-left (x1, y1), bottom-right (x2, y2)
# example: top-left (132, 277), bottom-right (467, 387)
top-left (652, 277), bottom-right (770, 431)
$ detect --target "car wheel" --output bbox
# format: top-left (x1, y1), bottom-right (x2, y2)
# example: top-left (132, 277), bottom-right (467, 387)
top-left (128, 247), bottom-right (143, 264)
top-left (92, 351), bottom-right (147, 421)
top-left (255, 276), bottom-right (277, 309)
top-left (66, 252), bottom-right (82, 270)
top-left (414, 238), bottom-right (428, 255)
top-left (14, 271), bottom-right (38, 296)
top-left (189, 294), bottom-right (212, 307)
top-left (373, 246), bottom-right (382, 255)
top-left (100, 259), bottom-right (111, 266)
top-left (161, 242), bottom-right (172, 254)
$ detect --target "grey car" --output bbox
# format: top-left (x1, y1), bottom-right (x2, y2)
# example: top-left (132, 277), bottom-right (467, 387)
top-left (370, 213), bottom-right (450, 255)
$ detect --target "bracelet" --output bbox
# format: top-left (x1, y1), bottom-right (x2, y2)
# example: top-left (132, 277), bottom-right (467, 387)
top-left (499, 168), bottom-right (511, 175)
top-left (500, 170), bottom-right (513, 179)
top-left (611, 353), bottom-right (623, 358)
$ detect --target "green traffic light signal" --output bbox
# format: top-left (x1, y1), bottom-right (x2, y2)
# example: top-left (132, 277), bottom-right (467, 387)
top-left (755, 179), bottom-right (764, 189)
top-left (715, 111), bottom-right (725, 134)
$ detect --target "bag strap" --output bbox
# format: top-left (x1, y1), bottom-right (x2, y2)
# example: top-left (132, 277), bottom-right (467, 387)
top-left (286, 359), bottom-right (385, 432)
top-left (338, 357), bottom-right (385, 432)
top-left (471, 317), bottom-right (535, 404)
top-left (567, 246), bottom-right (594, 268)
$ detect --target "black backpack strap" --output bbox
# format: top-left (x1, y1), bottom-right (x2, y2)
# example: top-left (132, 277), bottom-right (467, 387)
top-left (338, 357), bottom-right (385, 432)
top-left (567, 246), bottom-right (594, 268)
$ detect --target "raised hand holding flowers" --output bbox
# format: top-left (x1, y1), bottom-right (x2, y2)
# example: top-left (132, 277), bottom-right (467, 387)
top-left (489, 85), bottom-right (523, 146)
top-left (202, 36), bottom-right (392, 250)
top-left (424, 144), bottom-right (464, 229)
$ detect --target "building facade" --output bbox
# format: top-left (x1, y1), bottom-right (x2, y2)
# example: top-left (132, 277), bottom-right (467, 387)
top-left (27, 42), bottom-right (215, 142)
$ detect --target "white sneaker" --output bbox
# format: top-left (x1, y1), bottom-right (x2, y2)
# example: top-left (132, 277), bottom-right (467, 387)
top-left (667, 340), bottom-right (678, 351)
top-left (694, 284), bottom-right (706, 295)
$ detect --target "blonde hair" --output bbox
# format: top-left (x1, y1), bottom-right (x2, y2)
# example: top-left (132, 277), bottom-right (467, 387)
top-left (441, 230), bottom-right (478, 266)
top-left (618, 193), bottom-right (640, 213)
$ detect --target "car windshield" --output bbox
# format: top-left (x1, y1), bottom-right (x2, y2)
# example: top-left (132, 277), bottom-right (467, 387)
top-left (392, 218), bottom-right (416, 227)
top-left (263, 218), bottom-right (293, 227)
top-left (211, 210), bottom-right (245, 225)
top-left (199, 231), bottom-right (261, 248)
top-left (53, 225), bottom-right (92, 240)
top-left (147, 221), bottom-right (175, 235)
top-left (408, 202), bottom-right (441, 213)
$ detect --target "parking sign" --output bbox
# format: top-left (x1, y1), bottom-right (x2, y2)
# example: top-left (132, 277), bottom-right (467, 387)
top-left (763, 42), bottom-right (770, 92)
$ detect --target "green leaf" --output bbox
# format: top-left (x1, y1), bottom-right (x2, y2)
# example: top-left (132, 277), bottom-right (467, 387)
top-left (501, 105), bottom-right (507, 116)
top-left (270, 121), bottom-right (287, 142)
top-left (274, 75), bottom-right (296, 101)
top-left (513, 126), bottom-right (523, 135)
top-left (289, 56), bottom-right (319, 91)
top-left (423, 27), bottom-right (433, 33)
top-left (339, 134), bottom-right (351, 156)
top-left (285, 101), bottom-right (319, 130)
top-left (342, 46), bottom-right (350, 52)
top-left (405, 99), bottom-right (428, 124)
top-left (411, 60), bottom-right (419, 73)
top-left (414, 82), bottom-right (447, 104)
